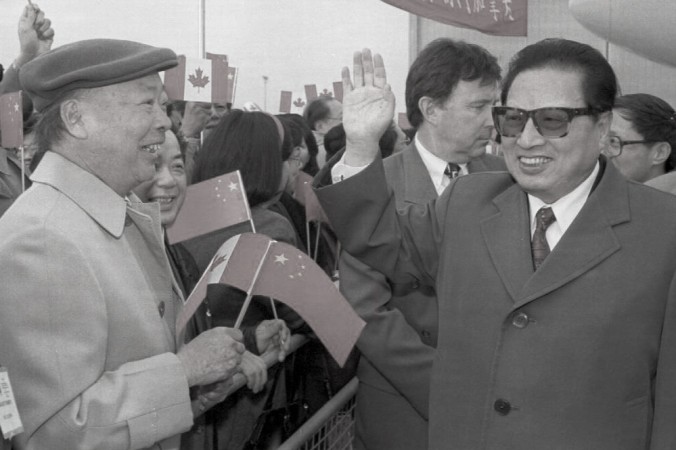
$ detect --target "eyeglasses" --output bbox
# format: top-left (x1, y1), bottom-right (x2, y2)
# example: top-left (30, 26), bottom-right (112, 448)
top-left (492, 106), bottom-right (596, 138)
top-left (603, 136), bottom-right (655, 158)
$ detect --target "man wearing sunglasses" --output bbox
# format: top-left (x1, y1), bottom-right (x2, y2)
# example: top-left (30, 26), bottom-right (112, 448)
top-left (317, 39), bottom-right (676, 449)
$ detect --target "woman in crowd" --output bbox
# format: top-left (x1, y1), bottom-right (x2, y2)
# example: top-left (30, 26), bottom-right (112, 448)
top-left (605, 93), bottom-right (676, 183)
top-left (133, 128), bottom-right (289, 450)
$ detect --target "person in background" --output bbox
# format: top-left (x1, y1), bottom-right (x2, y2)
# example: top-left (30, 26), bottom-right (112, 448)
top-left (318, 40), bottom-right (676, 449)
top-left (336, 38), bottom-right (505, 450)
top-left (303, 96), bottom-right (343, 167)
top-left (604, 93), bottom-right (676, 183)
top-left (132, 128), bottom-right (290, 450)
top-left (0, 39), bottom-right (245, 450)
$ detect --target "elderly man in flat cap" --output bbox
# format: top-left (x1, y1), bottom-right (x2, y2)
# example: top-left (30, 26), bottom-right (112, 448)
top-left (0, 39), bottom-right (257, 450)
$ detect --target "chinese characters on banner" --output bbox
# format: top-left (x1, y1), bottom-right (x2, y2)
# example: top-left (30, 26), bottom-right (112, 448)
top-left (381, 0), bottom-right (527, 36)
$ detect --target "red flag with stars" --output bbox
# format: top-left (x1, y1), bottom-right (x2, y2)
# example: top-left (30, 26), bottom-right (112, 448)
top-left (0, 91), bottom-right (23, 149)
top-left (294, 172), bottom-right (330, 224)
top-left (214, 233), bottom-right (365, 366)
top-left (166, 170), bottom-right (252, 244)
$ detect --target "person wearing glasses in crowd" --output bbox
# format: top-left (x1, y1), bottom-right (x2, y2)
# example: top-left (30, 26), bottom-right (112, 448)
top-left (602, 93), bottom-right (676, 183)
top-left (316, 39), bottom-right (676, 449)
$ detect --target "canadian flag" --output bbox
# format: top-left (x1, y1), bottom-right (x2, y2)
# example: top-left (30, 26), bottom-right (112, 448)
top-left (163, 53), bottom-right (229, 104)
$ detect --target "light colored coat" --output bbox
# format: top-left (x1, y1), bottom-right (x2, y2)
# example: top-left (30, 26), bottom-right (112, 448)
top-left (0, 152), bottom-right (193, 450)
top-left (318, 157), bottom-right (676, 450)
top-left (339, 146), bottom-right (506, 450)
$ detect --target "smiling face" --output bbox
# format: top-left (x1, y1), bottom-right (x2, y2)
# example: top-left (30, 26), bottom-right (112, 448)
top-left (133, 130), bottom-right (187, 226)
top-left (77, 74), bottom-right (171, 195)
top-left (500, 68), bottom-right (610, 203)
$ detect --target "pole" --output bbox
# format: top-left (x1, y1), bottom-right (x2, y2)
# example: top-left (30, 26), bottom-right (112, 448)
top-left (199, 0), bottom-right (206, 58)
top-left (263, 76), bottom-right (269, 112)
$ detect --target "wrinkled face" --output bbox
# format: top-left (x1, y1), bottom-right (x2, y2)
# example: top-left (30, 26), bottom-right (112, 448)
top-left (500, 68), bottom-right (610, 203)
top-left (78, 74), bottom-right (171, 195)
top-left (431, 79), bottom-right (497, 163)
top-left (133, 130), bottom-right (186, 226)
top-left (608, 111), bottom-right (658, 182)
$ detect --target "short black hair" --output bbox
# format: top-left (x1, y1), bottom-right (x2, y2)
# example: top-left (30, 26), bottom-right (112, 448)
top-left (192, 110), bottom-right (283, 207)
top-left (615, 93), bottom-right (676, 172)
top-left (501, 38), bottom-right (617, 113)
top-left (406, 38), bottom-right (501, 130)
top-left (303, 97), bottom-right (338, 130)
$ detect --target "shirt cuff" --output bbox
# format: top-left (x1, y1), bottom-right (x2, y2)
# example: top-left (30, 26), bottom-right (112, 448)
top-left (331, 155), bottom-right (369, 184)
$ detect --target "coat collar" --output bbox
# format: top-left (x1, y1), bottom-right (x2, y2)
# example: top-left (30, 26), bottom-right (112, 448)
top-left (480, 158), bottom-right (629, 307)
top-left (397, 143), bottom-right (438, 204)
top-left (30, 151), bottom-right (161, 239)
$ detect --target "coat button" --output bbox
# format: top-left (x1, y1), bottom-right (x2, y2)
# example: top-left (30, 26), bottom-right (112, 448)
top-left (494, 399), bottom-right (511, 415)
top-left (158, 301), bottom-right (166, 318)
top-left (511, 312), bottom-right (530, 329)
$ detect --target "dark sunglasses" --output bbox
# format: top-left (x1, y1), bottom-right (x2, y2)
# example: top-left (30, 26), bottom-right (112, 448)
top-left (492, 106), bottom-right (596, 138)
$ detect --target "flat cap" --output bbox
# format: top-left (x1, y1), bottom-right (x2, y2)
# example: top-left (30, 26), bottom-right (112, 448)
top-left (20, 39), bottom-right (178, 112)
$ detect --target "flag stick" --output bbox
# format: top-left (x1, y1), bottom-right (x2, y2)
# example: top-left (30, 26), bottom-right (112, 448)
top-left (20, 146), bottom-right (25, 192)
top-left (233, 240), bottom-right (274, 329)
top-left (333, 241), bottom-right (341, 279)
top-left (313, 221), bottom-right (321, 261)
top-left (305, 221), bottom-right (311, 256)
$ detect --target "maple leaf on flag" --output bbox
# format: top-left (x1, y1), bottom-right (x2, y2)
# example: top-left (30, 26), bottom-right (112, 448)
top-left (320, 88), bottom-right (333, 98)
top-left (188, 67), bottom-right (210, 92)
top-left (293, 98), bottom-right (306, 108)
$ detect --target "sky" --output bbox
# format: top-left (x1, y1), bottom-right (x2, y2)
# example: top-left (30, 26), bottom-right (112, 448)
top-left (0, 0), bottom-right (410, 115)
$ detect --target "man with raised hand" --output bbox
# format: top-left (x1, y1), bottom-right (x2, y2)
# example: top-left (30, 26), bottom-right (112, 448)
top-left (335, 38), bottom-right (505, 450)
top-left (318, 41), bottom-right (676, 449)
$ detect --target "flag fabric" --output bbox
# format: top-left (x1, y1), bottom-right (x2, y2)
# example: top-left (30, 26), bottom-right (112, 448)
top-left (166, 170), bottom-right (252, 244)
top-left (332, 81), bottom-right (344, 103)
top-left (304, 84), bottom-right (318, 103)
top-left (294, 172), bottom-right (330, 224)
top-left (216, 233), bottom-right (365, 366)
top-left (279, 91), bottom-right (292, 113)
top-left (0, 91), bottom-right (23, 149)
top-left (163, 54), bottom-right (229, 103)
top-left (226, 66), bottom-right (238, 104)
top-left (398, 112), bottom-right (412, 131)
top-left (381, 0), bottom-right (527, 36)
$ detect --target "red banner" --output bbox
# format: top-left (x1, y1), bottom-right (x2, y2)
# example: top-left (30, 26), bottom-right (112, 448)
top-left (382, 0), bottom-right (527, 36)
top-left (0, 92), bottom-right (23, 149)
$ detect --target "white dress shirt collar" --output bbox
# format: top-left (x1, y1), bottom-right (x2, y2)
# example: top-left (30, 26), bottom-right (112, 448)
top-left (528, 161), bottom-right (600, 250)
top-left (415, 135), bottom-right (468, 195)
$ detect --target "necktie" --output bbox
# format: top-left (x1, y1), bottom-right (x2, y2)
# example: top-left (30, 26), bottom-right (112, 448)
top-left (531, 206), bottom-right (556, 270)
top-left (444, 163), bottom-right (461, 179)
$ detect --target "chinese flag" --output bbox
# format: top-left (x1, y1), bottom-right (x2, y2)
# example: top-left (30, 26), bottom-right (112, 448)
top-left (226, 66), bottom-right (238, 104)
top-left (164, 54), bottom-right (229, 104)
top-left (279, 91), bottom-right (292, 113)
top-left (216, 233), bottom-right (365, 366)
top-left (294, 172), bottom-right (330, 224)
top-left (166, 170), bottom-right (252, 244)
top-left (332, 81), bottom-right (344, 103)
top-left (304, 84), bottom-right (318, 103)
top-left (0, 91), bottom-right (23, 149)
top-left (381, 0), bottom-right (527, 36)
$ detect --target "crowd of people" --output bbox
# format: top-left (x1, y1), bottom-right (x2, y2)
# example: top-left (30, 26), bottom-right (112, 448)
top-left (1, 2), bottom-right (676, 450)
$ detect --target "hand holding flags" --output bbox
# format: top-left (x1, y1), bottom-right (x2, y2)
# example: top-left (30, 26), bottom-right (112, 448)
top-left (177, 233), bottom-right (365, 366)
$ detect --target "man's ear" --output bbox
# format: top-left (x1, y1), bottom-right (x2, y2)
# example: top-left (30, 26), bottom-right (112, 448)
top-left (60, 99), bottom-right (88, 139)
top-left (418, 96), bottom-right (439, 126)
top-left (651, 141), bottom-right (672, 166)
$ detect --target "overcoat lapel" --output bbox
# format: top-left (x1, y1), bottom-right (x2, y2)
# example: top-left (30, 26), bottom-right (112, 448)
top-left (400, 144), bottom-right (437, 205)
top-left (480, 184), bottom-right (534, 302)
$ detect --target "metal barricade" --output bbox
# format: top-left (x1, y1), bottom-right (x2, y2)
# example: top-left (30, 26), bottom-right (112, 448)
top-left (278, 376), bottom-right (358, 450)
